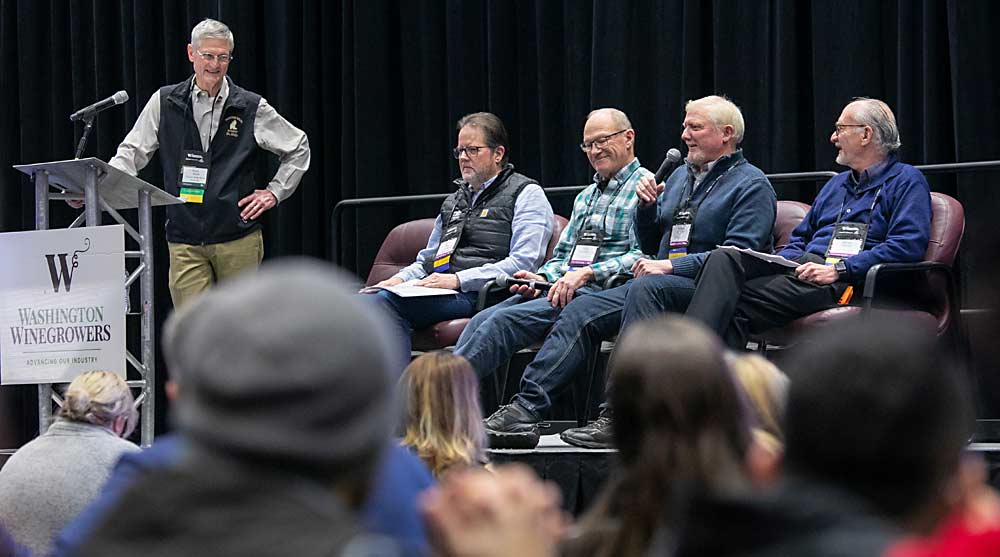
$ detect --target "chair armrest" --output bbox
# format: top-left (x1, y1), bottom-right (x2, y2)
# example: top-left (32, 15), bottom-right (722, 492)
top-left (604, 273), bottom-right (632, 289)
top-left (477, 279), bottom-right (513, 311)
top-left (861, 261), bottom-right (957, 310)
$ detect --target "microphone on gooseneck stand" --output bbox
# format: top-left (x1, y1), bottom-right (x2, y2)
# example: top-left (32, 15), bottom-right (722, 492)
top-left (653, 148), bottom-right (683, 184)
top-left (496, 274), bottom-right (555, 292)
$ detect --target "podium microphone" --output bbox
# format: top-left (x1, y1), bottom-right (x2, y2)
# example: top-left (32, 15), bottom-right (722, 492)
top-left (653, 148), bottom-right (683, 184)
top-left (70, 91), bottom-right (129, 122)
top-left (496, 274), bottom-right (555, 292)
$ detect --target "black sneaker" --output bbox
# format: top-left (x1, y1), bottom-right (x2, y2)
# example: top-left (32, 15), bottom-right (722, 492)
top-left (484, 402), bottom-right (540, 434)
top-left (560, 414), bottom-right (614, 449)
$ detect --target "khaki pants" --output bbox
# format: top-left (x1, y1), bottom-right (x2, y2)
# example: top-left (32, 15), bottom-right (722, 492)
top-left (168, 229), bottom-right (263, 308)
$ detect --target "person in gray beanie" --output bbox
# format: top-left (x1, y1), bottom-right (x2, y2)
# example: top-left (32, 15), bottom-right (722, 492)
top-left (75, 257), bottom-right (400, 557)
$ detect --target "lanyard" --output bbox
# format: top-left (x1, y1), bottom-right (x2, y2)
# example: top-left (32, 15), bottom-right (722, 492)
top-left (833, 185), bottom-right (884, 228)
top-left (674, 159), bottom-right (743, 216)
top-left (584, 164), bottom-right (638, 234)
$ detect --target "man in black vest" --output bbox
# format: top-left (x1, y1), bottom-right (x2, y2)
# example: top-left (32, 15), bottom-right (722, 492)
top-left (363, 112), bottom-right (553, 368)
top-left (109, 18), bottom-right (310, 308)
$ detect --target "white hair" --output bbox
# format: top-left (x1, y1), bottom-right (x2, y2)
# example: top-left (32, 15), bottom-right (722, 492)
top-left (58, 370), bottom-right (138, 437)
top-left (191, 18), bottom-right (234, 51)
top-left (850, 97), bottom-right (902, 154)
top-left (685, 95), bottom-right (746, 144)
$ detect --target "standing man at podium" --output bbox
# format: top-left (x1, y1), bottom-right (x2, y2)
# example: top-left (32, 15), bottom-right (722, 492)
top-left (108, 18), bottom-right (311, 307)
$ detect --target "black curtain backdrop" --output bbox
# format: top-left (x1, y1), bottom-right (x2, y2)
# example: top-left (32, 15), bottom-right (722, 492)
top-left (1, 0), bottom-right (999, 440)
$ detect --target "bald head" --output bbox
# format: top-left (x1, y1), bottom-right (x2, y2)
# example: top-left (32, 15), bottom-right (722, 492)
top-left (583, 108), bottom-right (636, 179)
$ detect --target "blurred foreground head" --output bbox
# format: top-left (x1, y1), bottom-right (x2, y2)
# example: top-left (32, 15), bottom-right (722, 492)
top-left (782, 315), bottom-right (974, 528)
top-left (163, 257), bottom-right (397, 482)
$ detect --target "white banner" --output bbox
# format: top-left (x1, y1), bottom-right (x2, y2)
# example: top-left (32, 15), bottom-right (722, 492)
top-left (0, 225), bottom-right (126, 384)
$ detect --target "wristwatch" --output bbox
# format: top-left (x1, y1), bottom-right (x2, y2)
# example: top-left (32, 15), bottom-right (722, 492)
top-left (834, 260), bottom-right (847, 278)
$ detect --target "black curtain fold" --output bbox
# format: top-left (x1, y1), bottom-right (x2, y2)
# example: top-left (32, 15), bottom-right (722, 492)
top-left (1, 0), bottom-right (999, 440)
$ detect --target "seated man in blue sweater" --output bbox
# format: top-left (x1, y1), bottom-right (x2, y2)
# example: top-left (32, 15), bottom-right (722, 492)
top-left (484, 96), bottom-right (776, 445)
top-left (684, 97), bottom-right (931, 348)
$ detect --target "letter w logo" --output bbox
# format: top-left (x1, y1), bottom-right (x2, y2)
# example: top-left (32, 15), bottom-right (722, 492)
top-left (45, 254), bottom-right (75, 292)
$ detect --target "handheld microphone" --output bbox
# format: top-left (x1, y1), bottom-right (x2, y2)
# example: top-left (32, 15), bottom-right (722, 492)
top-left (496, 274), bottom-right (554, 292)
top-left (653, 148), bottom-right (683, 184)
top-left (70, 91), bottom-right (129, 122)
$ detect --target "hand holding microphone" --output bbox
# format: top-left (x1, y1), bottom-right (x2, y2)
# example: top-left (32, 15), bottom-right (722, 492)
top-left (497, 271), bottom-right (553, 299)
top-left (638, 148), bottom-right (682, 207)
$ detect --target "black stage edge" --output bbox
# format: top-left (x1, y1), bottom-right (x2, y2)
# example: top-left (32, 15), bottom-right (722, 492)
top-left (488, 422), bottom-right (615, 516)
top-left (491, 421), bottom-right (1000, 516)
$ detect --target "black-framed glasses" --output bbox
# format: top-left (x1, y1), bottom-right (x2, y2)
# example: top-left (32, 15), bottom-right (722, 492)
top-left (580, 129), bottom-right (628, 152)
top-left (833, 123), bottom-right (866, 136)
top-left (196, 50), bottom-right (234, 64)
top-left (452, 145), bottom-right (490, 159)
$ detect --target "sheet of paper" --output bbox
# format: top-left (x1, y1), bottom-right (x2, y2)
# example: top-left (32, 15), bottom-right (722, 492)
top-left (362, 280), bottom-right (459, 298)
top-left (716, 245), bottom-right (800, 268)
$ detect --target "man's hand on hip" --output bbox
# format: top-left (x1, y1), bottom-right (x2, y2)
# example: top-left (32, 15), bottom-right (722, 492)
top-left (238, 189), bottom-right (278, 221)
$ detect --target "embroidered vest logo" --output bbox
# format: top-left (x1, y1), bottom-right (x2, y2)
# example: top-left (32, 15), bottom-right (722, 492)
top-left (225, 116), bottom-right (243, 138)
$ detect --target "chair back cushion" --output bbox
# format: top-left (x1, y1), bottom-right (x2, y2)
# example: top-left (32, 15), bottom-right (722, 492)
top-left (925, 192), bottom-right (965, 265)
top-left (546, 215), bottom-right (570, 261)
top-left (774, 201), bottom-right (811, 252)
top-left (366, 218), bottom-right (437, 286)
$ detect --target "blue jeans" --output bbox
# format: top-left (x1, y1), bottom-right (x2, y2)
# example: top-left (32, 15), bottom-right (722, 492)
top-left (453, 285), bottom-right (603, 380)
top-left (366, 289), bottom-right (479, 369)
top-left (504, 283), bottom-right (633, 417)
top-left (619, 273), bottom-right (698, 332)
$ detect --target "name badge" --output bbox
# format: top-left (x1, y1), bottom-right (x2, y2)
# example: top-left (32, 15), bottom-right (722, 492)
top-left (178, 150), bottom-right (209, 204)
top-left (825, 222), bottom-right (868, 264)
top-left (434, 213), bottom-right (466, 272)
top-left (569, 230), bottom-right (603, 269)
top-left (669, 209), bottom-right (694, 259)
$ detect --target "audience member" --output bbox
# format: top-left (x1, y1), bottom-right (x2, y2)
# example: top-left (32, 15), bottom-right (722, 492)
top-left (561, 316), bottom-right (752, 557)
top-left (0, 371), bottom-right (140, 556)
top-left (401, 351), bottom-right (488, 476)
top-left (729, 353), bottom-right (788, 457)
top-left (423, 464), bottom-right (567, 557)
top-left (672, 315), bottom-right (974, 556)
top-left (75, 259), bottom-right (398, 556)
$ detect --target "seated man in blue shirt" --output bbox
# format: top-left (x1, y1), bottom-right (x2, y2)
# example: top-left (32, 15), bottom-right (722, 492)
top-left (480, 96), bottom-right (777, 445)
top-left (363, 112), bottom-right (552, 367)
top-left (684, 98), bottom-right (932, 348)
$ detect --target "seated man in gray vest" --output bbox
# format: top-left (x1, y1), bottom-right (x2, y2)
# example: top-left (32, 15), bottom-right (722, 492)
top-left (108, 18), bottom-right (310, 309)
top-left (363, 112), bottom-right (552, 367)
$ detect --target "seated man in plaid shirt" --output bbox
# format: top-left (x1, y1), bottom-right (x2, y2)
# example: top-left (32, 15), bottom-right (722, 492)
top-left (453, 108), bottom-right (649, 442)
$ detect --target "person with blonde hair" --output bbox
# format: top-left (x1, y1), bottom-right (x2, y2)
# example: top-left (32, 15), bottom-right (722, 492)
top-left (401, 351), bottom-right (487, 476)
top-left (729, 353), bottom-right (788, 454)
top-left (0, 370), bottom-right (139, 556)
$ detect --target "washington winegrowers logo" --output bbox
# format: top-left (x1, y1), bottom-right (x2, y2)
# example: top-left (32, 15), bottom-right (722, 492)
top-left (45, 238), bottom-right (91, 293)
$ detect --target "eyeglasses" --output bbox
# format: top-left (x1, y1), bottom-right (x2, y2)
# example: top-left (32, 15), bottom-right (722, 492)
top-left (580, 129), bottom-right (627, 152)
top-left (833, 123), bottom-right (866, 136)
top-left (196, 51), bottom-right (234, 64)
top-left (452, 145), bottom-right (491, 159)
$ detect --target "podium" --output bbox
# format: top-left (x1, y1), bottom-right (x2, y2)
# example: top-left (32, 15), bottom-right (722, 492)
top-left (11, 158), bottom-right (182, 446)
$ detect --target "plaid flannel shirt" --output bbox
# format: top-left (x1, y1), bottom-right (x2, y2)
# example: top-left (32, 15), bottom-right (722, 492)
top-left (536, 158), bottom-right (649, 283)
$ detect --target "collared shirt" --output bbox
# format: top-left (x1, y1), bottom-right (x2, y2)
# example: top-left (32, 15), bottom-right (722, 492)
top-left (109, 78), bottom-right (310, 203)
top-left (394, 175), bottom-right (553, 292)
top-left (536, 158), bottom-right (648, 283)
top-left (687, 157), bottom-right (721, 190)
top-left (850, 157), bottom-right (891, 189)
